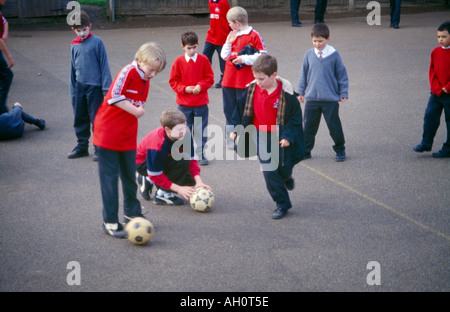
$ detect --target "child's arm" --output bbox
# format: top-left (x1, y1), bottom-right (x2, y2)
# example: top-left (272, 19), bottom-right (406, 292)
top-left (114, 100), bottom-right (145, 118)
top-left (0, 38), bottom-right (13, 68)
top-left (2, 19), bottom-right (8, 43)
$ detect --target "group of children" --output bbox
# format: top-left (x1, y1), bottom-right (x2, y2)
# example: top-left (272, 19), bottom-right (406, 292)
top-left (66, 4), bottom-right (450, 237)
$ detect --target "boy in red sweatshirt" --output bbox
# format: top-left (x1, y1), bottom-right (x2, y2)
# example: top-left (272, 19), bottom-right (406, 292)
top-left (169, 31), bottom-right (214, 165)
top-left (413, 21), bottom-right (450, 158)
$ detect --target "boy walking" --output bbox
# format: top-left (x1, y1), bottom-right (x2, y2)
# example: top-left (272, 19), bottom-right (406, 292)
top-left (297, 23), bottom-right (349, 161)
top-left (413, 21), bottom-right (450, 158)
top-left (93, 42), bottom-right (167, 238)
top-left (169, 31), bottom-right (214, 165)
top-left (203, 0), bottom-right (230, 88)
top-left (136, 109), bottom-right (211, 205)
top-left (230, 54), bottom-right (305, 219)
top-left (220, 6), bottom-right (267, 149)
top-left (69, 11), bottom-right (112, 160)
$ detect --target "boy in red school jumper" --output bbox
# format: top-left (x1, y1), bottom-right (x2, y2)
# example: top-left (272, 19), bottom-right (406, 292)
top-left (413, 21), bottom-right (450, 158)
top-left (220, 6), bottom-right (267, 149)
top-left (169, 31), bottom-right (214, 165)
top-left (202, 0), bottom-right (230, 88)
top-left (93, 42), bottom-right (167, 238)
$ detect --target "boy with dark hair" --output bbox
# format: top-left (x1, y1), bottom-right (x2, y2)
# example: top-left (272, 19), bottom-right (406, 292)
top-left (169, 31), bottom-right (214, 165)
top-left (69, 11), bottom-right (112, 160)
top-left (136, 109), bottom-right (212, 205)
top-left (413, 21), bottom-right (450, 158)
top-left (230, 54), bottom-right (305, 219)
top-left (297, 23), bottom-right (349, 162)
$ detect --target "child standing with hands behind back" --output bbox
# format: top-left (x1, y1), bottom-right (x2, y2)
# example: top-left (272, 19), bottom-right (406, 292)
top-left (297, 23), bottom-right (349, 162)
top-left (93, 42), bottom-right (167, 239)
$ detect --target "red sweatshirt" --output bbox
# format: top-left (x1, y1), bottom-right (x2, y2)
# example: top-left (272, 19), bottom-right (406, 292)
top-left (169, 53), bottom-right (214, 107)
top-left (429, 46), bottom-right (450, 96)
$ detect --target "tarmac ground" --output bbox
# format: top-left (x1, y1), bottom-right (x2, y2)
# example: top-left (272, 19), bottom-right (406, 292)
top-left (0, 6), bottom-right (449, 296)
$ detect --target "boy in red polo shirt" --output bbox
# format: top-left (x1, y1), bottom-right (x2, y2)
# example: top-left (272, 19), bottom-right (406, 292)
top-left (169, 31), bottom-right (214, 165)
top-left (93, 42), bottom-right (167, 238)
top-left (220, 6), bottom-right (267, 149)
top-left (230, 54), bottom-right (305, 219)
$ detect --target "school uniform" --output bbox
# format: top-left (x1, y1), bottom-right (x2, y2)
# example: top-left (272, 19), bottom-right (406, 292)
top-left (70, 32), bottom-right (111, 152)
top-left (93, 61), bottom-right (149, 224)
top-left (297, 44), bottom-right (349, 156)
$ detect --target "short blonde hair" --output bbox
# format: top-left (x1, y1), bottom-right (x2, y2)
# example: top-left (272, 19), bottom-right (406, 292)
top-left (135, 42), bottom-right (167, 73)
top-left (227, 6), bottom-right (248, 25)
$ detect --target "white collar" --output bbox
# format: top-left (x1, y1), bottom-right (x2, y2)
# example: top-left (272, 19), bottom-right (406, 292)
top-left (132, 60), bottom-right (145, 80)
top-left (237, 26), bottom-right (253, 36)
top-left (441, 45), bottom-right (450, 50)
top-left (185, 53), bottom-right (198, 62)
top-left (314, 44), bottom-right (335, 58)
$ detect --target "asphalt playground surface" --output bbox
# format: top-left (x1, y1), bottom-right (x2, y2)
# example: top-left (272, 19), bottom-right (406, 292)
top-left (0, 9), bottom-right (449, 294)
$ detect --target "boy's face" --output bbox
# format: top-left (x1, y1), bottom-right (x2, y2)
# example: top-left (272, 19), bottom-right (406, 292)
top-left (312, 35), bottom-right (330, 51)
top-left (137, 60), bottom-right (161, 81)
top-left (253, 71), bottom-right (277, 91)
top-left (437, 30), bottom-right (450, 48)
top-left (228, 20), bottom-right (241, 31)
top-left (72, 25), bottom-right (92, 40)
top-left (165, 123), bottom-right (188, 141)
top-left (182, 44), bottom-right (198, 58)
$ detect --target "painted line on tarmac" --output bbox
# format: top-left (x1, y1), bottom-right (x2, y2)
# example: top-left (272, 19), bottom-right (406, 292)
top-left (301, 162), bottom-right (450, 242)
top-left (147, 79), bottom-right (450, 242)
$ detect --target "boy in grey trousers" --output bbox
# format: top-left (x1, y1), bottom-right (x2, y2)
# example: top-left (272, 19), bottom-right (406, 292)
top-left (297, 23), bottom-right (349, 161)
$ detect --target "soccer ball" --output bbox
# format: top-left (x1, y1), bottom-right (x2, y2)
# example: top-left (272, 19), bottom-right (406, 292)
top-left (125, 217), bottom-right (154, 245)
top-left (189, 187), bottom-right (214, 212)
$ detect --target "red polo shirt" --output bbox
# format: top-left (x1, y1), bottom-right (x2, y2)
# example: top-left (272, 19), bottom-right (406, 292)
top-left (253, 81), bottom-right (282, 132)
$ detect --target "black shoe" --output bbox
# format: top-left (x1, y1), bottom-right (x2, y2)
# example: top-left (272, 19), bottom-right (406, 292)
top-left (285, 177), bottom-right (295, 191)
top-left (335, 151), bottom-right (346, 162)
top-left (68, 147), bottom-right (89, 159)
top-left (137, 173), bottom-right (152, 200)
top-left (36, 119), bottom-right (46, 130)
top-left (153, 190), bottom-right (184, 206)
top-left (292, 21), bottom-right (302, 27)
top-left (272, 208), bottom-right (288, 219)
top-left (303, 153), bottom-right (311, 160)
top-left (198, 158), bottom-right (209, 166)
top-left (413, 144), bottom-right (431, 153)
top-left (393, 24), bottom-right (399, 29)
top-left (102, 222), bottom-right (127, 239)
top-left (432, 150), bottom-right (450, 158)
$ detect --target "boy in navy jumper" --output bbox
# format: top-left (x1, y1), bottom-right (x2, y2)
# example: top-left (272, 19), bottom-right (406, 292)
top-left (297, 23), bottom-right (349, 161)
top-left (169, 31), bottom-right (214, 165)
top-left (413, 21), bottom-right (450, 158)
top-left (69, 11), bottom-right (112, 160)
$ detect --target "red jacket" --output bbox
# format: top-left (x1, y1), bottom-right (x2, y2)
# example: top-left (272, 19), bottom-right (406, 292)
top-left (205, 0), bottom-right (230, 46)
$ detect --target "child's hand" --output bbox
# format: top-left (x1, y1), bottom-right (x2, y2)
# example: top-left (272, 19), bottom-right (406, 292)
top-left (229, 132), bottom-right (237, 141)
top-left (280, 139), bottom-right (290, 148)
top-left (185, 86), bottom-right (194, 94)
top-left (232, 56), bottom-right (243, 65)
top-left (443, 87), bottom-right (448, 94)
top-left (297, 95), bottom-right (305, 104)
top-left (136, 107), bottom-right (145, 118)
top-left (193, 85), bottom-right (201, 95)
top-left (226, 30), bottom-right (238, 44)
top-left (176, 185), bottom-right (195, 200)
top-left (340, 97), bottom-right (347, 103)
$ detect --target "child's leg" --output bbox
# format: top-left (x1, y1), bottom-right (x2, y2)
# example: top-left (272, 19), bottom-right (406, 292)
top-left (322, 102), bottom-right (345, 153)
top-left (85, 85), bottom-right (104, 136)
top-left (420, 94), bottom-right (443, 148)
top-left (71, 82), bottom-right (90, 151)
top-left (118, 150), bottom-right (142, 218)
top-left (258, 131), bottom-right (292, 211)
top-left (97, 147), bottom-right (120, 224)
top-left (303, 101), bottom-right (322, 154)
top-left (439, 94), bottom-right (450, 153)
top-left (0, 53), bottom-right (13, 115)
top-left (193, 105), bottom-right (209, 160)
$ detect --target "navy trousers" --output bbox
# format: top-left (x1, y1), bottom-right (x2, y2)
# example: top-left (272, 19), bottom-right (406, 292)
top-left (0, 52), bottom-right (13, 115)
top-left (202, 41), bottom-right (225, 77)
top-left (71, 81), bottom-right (103, 150)
top-left (420, 93), bottom-right (450, 153)
top-left (258, 130), bottom-right (293, 210)
top-left (97, 147), bottom-right (142, 224)
top-left (389, 0), bottom-right (402, 26)
top-left (304, 101), bottom-right (345, 154)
